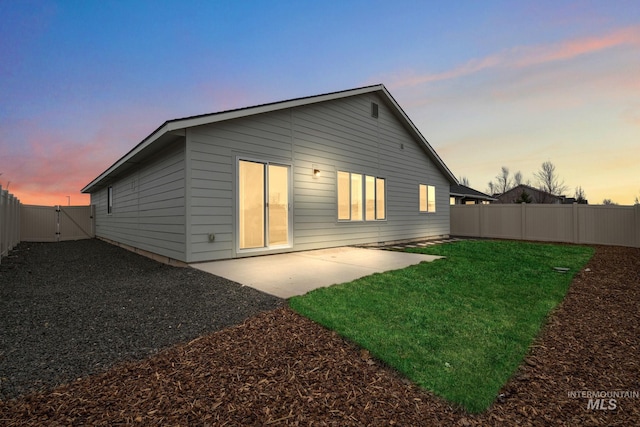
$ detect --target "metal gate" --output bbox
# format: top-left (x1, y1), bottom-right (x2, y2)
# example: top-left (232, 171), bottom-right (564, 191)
top-left (20, 205), bottom-right (95, 242)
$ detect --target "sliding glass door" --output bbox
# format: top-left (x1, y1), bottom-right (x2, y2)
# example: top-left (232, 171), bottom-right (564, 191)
top-left (239, 160), bottom-right (290, 250)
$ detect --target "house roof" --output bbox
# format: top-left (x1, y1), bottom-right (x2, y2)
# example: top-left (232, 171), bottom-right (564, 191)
top-left (450, 184), bottom-right (496, 201)
top-left (82, 84), bottom-right (457, 193)
top-left (495, 184), bottom-right (568, 203)
top-left (499, 184), bottom-right (553, 198)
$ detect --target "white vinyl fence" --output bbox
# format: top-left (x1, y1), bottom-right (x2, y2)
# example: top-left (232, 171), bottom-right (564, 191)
top-left (0, 191), bottom-right (95, 264)
top-left (20, 205), bottom-right (95, 242)
top-left (0, 186), bottom-right (21, 263)
top-left (451, 204), bottom-right (640, 248)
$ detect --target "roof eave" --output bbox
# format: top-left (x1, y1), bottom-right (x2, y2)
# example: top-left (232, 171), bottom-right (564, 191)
top-left (81, 123), bottom-right (185, 193)
top-left (450, 192), bottom-right (497, 200)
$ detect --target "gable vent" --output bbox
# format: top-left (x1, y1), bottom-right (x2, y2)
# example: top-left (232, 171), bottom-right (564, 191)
top-left (371, 102), bottom-right (379, 118)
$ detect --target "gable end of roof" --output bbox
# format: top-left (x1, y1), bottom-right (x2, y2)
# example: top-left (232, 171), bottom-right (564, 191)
top-left (82, 84), bottom-right (456, 193)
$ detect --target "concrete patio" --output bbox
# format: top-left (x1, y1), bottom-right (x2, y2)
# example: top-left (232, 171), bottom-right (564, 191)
top-left (191, 246), bottom-right (442, 298)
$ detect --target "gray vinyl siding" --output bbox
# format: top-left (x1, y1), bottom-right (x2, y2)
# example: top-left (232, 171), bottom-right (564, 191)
top-left (185, 93), bottom-right (450, 262)
top-left (186, 111), bottom-right (294, 262)
top-left (292, 93), bottom-right (449, 249)
top-left (92, 141), bottom-right (187, 261)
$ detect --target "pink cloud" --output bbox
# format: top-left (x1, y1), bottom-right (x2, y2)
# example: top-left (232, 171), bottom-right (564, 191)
top-left (513, 26), bottom-right (640, 68)
top-left (2, 81), bottom-right (258, 206)
top-left (389, 25), bottom-right (640, 89)
top-left (3, 134), bottom-right (105, 206)
top-left (1, 106), bottom-right (165, 206)
top-left (389, 54), bottom-right (504, 88)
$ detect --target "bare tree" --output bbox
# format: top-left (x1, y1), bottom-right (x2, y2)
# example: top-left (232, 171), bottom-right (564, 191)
top-left (602, 199), bottom-right (617, 205)
top-left (487, 181), bottom-right (496, 195)
top-left (458, 176), bottom-right (470, 187)
top-left (494, 166), bottom-right (512, 194)
top-left (514, 171), bottom-right (523, 187)
top-left (535, 161), bottom-right (567, 196)
top-left (574, 186), bottom-right (587, 204)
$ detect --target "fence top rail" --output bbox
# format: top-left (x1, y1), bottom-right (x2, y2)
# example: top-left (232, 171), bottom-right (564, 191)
top-left (450, 203), bottom-right (639, 248)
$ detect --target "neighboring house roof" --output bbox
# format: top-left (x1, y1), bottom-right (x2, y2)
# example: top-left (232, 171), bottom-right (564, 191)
top-left (82, 84), bottom-right (457, 193)
top-left (495, 184), bottom-right (567, 204)
top-left (450, 184), bottom-right (496, 202)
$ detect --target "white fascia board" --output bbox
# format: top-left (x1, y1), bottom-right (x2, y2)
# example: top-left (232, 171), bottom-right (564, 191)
top-left (166, 85), bottom-right (385, 130)
top-left (80, 125), bottom-right (171, 193)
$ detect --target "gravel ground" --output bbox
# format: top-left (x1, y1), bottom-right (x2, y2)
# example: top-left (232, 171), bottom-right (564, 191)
top-left (1, 242), bottom-right (638, 426)
top-left (0, 239), bottom-right (283, 399)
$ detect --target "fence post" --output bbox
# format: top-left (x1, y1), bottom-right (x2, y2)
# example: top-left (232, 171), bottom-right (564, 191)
top-left (573, 203), bottom-right (579, 244)
top-left (478, 204), bottom-right (484, 238)
top-left (0, 186), bottom-right (23, 264)
top-left (635, 204), bottom-right (640, 248)
top-left (11, 194), bottom-right (19, 249)
top-left (8, 193), bottom-right (13, 251)
top-left (55, 205), bottom-right (60, 242)
top-left (16, 196), bottom-right (20, 247)
top-left (0, 185), bottom-right (4, 263)
top-left (520, 202), bottom-right (526, 240)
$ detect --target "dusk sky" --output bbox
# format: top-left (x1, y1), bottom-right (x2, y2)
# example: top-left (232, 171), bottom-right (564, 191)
top-left (1, 0), bottom-right (639, 206)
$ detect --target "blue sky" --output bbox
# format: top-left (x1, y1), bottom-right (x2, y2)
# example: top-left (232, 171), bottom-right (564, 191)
top-left (1, 0), bottom-right (639, 205)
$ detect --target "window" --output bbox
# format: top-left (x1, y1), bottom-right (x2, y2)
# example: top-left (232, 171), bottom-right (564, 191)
top-left (366, 176), bottom-right (386, 220)
top-left (351, 173), bottom-right (363, 221)
top-left (107, 186), bottom-right (113, 214)
top-left (338, 171), bottom-right (385, 221)
top-left (337, 171), bottom-right (351, 220)
top-left (376, 178), bottom-right (386, 220)
top-left (239, 161), bottom-right (265, 249)
top-left (365, 176), bottom-right (376, 220)
top-left (419, 184), bottom-right (436, 213)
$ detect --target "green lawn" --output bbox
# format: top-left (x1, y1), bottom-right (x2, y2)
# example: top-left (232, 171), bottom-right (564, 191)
top-left (289, 240), bottom-right (593, 413)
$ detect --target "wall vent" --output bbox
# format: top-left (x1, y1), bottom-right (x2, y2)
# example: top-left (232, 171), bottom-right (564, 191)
top-left (371, 102), bottom-right (379, 118)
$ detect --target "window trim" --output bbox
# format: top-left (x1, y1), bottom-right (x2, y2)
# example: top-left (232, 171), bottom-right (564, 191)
top-left (419, 184), bottom-right (436, 213)
top-left (236, 157), bottom-right (293, 253)
top-left (338, 171), bottom-right (386, 222)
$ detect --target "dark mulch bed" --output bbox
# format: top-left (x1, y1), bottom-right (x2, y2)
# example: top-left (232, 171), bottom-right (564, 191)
top-left (0, 240), bottom-right (283, 400)
top-left (1, 243), bottom-right (638, 425)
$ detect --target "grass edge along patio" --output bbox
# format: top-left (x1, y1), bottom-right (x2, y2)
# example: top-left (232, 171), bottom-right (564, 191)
top-left (289, 240), bottom-right (594, 413)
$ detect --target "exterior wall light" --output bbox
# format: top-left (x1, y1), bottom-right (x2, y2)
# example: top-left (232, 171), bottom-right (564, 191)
top-left (313, 168), bottom-right (321, 177)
